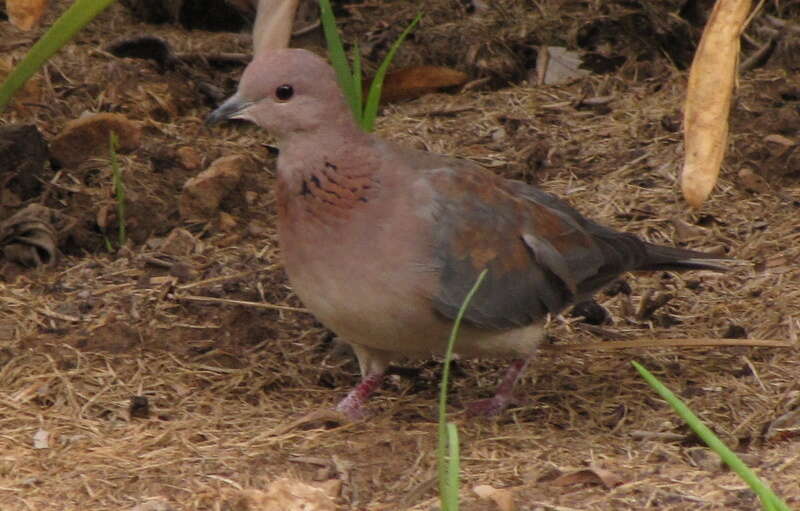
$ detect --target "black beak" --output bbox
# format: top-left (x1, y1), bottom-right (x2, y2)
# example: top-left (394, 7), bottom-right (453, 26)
top-left (205, 93), bottom-right (252, 125)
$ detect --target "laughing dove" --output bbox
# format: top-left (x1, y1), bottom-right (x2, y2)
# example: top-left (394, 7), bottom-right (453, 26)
top-left (207, 49), bottom-right (729, 419)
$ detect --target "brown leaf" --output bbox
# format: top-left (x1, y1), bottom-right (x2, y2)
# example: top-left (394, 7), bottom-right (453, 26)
top-left (7, 0), bottom-right (49, 30)
top-left (681, 0), bottom-right (752, 208)
top-left (376, 66), bottom-right (469, 103)
top-left (473, 484), bottom-right (516, 511)
top-left (671, 217), bottom-right (711, 242)
top-left (549, 466), bottom-right (624, 489)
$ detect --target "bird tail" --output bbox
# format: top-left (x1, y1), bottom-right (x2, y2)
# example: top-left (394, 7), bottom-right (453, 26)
top-left (637, 244), bottom-right (732, 272)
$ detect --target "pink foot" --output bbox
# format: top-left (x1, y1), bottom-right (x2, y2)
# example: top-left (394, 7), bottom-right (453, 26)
top-left (465, 359), bottom-right (530, 417)
top-left (334, 372), bottom-right (384, 420)
top-left (465, 394), bottom-right (529, 417)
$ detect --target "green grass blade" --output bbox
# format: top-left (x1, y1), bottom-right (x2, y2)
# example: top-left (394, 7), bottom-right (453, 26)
top-left (0, 0), bottom-right (118, 113)
top-left (351, 43), bottom-right (364, 128)
top-left (632, 361), bottom-right (790, 511)
top-left (362, 12), bottom-right (422, 132)
top-left (437, 269), bottom-right (487, 511)
top-left (445, 422), bottom-right (460, 509)
top-left (318, 0), bottom-right (359, 120)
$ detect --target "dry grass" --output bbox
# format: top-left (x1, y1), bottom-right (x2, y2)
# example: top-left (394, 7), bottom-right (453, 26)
top-left (1, 1), bottom-right (800, 510)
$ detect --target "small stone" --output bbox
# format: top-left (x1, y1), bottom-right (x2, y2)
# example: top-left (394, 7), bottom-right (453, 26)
top-left (7, 0), bottom-right (48, 30)
top-left (160, 227), bottom-right (197, 256)
top-left (723, 323), bottom-right (748, 339)
top-left (176, 146), bottom-right (202, 170)
top-left (50, 113), bottom-right (141, 168)
top-left (737, 167), bottom-right (771, 194)
top-left (247, 220), bottom-right (268, 237)
top-left (129, 395), bottom-right (150, 419)
top-left (179, 155), bottom-right (246, 220)
top-left (169, 261), bottom-right (196, 283)
top-left (218, 211), bottom-right (238, 232)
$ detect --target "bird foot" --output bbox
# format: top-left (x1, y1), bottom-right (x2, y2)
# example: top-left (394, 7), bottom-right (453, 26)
top-left (334, 396), bottom-right (370, 421)
top-left (333, 372), bottom-right (384, 421)
top-left (465, 394), bottom-right (529, 417)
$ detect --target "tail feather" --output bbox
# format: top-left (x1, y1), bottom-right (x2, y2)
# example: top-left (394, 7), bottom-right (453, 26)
top-left (638, 244), bottom-right (732, 272)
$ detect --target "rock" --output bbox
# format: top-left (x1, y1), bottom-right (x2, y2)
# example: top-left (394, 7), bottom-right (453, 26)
top-left (160, 227), bottom-right (197, 256)
top-left (179, 155), bottom-right (245, 220)
top-left (738, 167), bottom-right (771, 194)
top-left (218, 211), bottom-right (238, 232)
top-left (50, 113), bottom-right (141, 168)
top-left (176, 146), bottom-right (202, 170)
top-left (0, 124), bottom-right (49, 200)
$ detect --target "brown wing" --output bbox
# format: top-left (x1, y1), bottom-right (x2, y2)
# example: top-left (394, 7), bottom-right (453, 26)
top-left (424, 162), bottom-right (649, 330)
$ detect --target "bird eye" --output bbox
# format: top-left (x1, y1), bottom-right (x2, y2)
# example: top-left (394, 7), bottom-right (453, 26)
top-left (275, 84), bottom-right (294, 101)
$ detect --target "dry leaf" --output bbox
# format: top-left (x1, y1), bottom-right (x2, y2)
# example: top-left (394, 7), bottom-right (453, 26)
top-left (681, 0), bottom-right (752, 208)
top-left (473, 484), bottom-right (516, 511)
top-left (252, 0), bottom-right (299, 55)
top-left (549, 466), bottom-right (623, 489)
top-left (537, 46), bottom-right (591, 85)
top-left (7, 0), bottom-right (49, 30)
top-left (0, 204), bottom-right (74, 267)
top-left (234, 478), bottom-right (337, 511)
top-left (377, 66), bottom-right (468, 103)
top-left (32, 428), bottom-right (49, 449)
top-left (670, 217), bottom-right (711, 242)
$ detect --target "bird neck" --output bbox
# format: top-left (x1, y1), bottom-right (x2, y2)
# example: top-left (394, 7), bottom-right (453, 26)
top-left (275, 128), bottom-right (381, 224)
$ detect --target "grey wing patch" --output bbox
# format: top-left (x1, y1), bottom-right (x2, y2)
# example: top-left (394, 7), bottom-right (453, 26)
top-left (521, 233), bottom-right (579, 295)
top-left (433, 250), bottom-right (562, 330)
top-left (424, 169), bottom-right (578, 330)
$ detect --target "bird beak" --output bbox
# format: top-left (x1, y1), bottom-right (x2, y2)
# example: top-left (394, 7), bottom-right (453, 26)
top-left (205, 93), bottom-right (254, 125)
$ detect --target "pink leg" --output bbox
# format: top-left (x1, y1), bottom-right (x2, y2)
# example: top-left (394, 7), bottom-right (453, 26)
top-left (335, 372), bottom-right (384, 420)
top-left (466, 359), bottom-right (530, 417)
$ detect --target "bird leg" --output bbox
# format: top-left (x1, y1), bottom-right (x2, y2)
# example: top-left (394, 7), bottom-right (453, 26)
top-left (335, 372), bottom-right (384, 420)
top-left (466, 358), bottom-right (530, 417)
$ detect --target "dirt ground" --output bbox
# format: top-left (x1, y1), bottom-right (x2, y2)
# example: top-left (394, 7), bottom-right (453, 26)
top-left (1, 1), bottom-right (800, 509)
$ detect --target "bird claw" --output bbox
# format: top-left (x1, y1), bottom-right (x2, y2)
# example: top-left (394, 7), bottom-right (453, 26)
top-left (334, 399), bottom-right (370, 421)
top-left (465, 394), bottom-right (529, 417)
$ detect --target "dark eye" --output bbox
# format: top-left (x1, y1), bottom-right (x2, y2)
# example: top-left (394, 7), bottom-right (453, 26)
top-left (275, 84), bottom-right (294, 101)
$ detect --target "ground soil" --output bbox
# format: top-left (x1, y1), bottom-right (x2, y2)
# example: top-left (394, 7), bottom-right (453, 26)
top-left (1, 1), bottom-right (800, 510)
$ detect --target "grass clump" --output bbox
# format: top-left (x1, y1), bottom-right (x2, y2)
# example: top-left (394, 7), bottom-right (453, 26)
top-left (318, 0), bottom-right (421, 132)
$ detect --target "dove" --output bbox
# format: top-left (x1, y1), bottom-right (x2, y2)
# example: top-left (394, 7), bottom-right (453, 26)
top-left (207, 48), bottom-right (729, 419)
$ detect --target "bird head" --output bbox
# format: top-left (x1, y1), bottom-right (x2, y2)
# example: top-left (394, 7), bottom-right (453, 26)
top-left (206, 49), bottom-right (354, 140)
